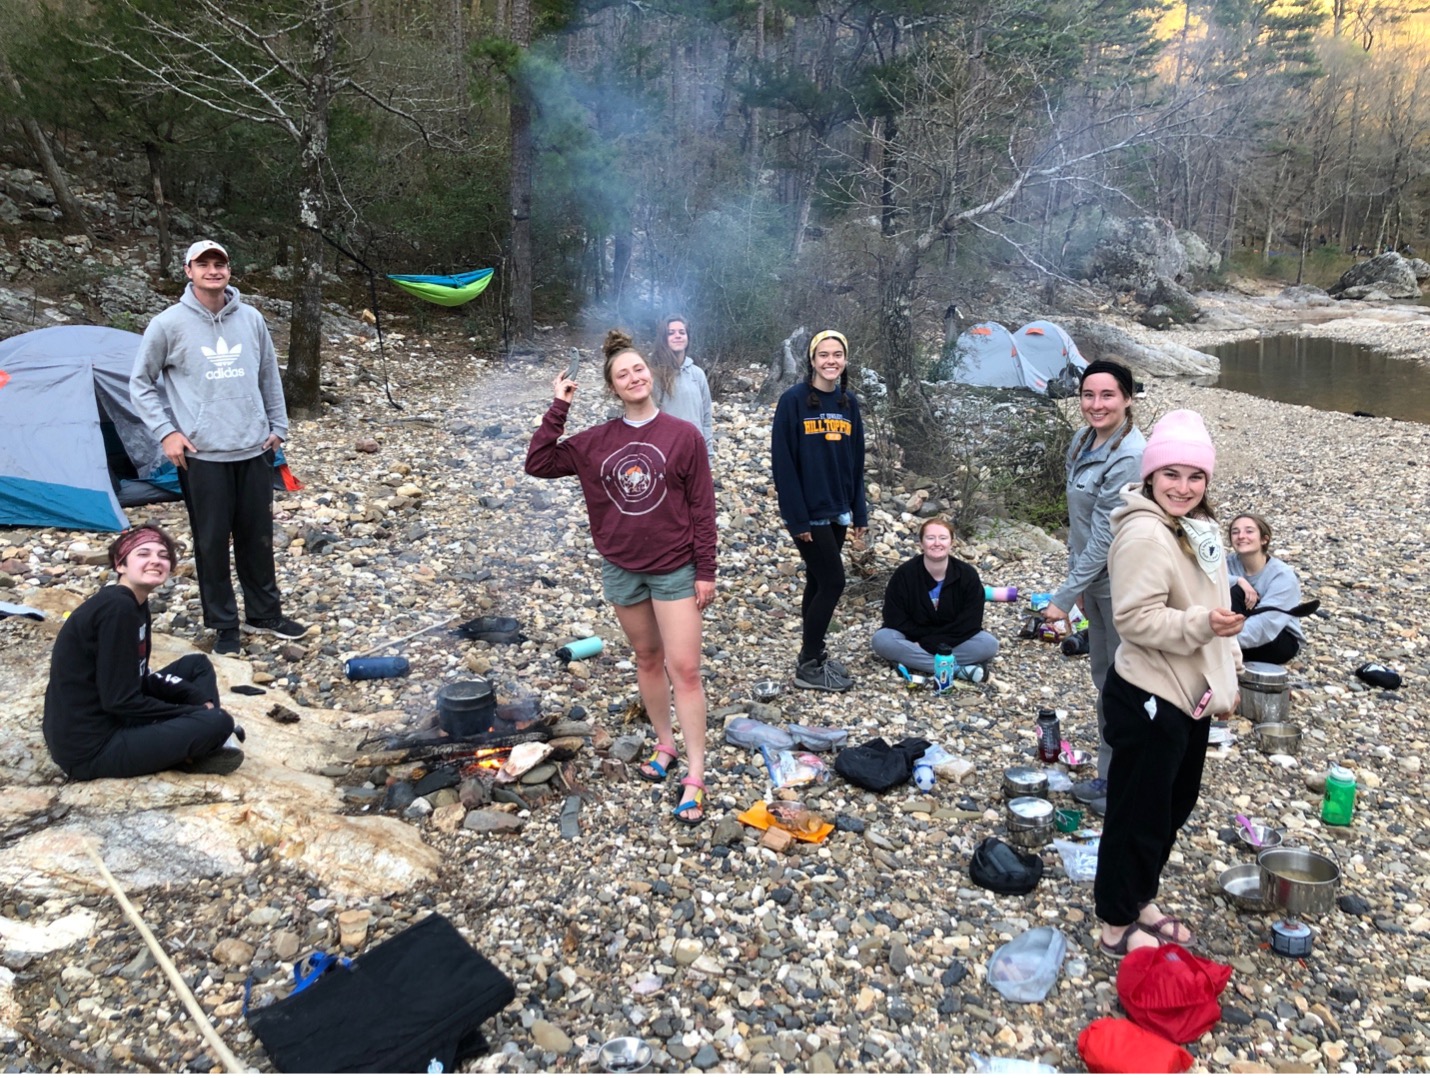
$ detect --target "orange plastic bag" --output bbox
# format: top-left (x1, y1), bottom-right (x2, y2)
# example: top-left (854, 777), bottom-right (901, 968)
top-left (736, 801), bottom-right (835, 843)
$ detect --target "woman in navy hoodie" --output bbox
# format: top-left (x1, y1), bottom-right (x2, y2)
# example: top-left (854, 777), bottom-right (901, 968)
top-left (771, 330), bottom-right (868, 692)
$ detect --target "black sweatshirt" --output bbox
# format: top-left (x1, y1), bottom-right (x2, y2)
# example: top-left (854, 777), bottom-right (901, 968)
top-left (880, 555), bottom-right (987, 654)
top-left (43, 586), bottom-right (208, 771)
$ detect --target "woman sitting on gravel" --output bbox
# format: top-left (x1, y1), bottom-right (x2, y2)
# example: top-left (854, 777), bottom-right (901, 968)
top-left (43, 525), bottom-right (243, 780)
top-left (1226, 513), bottom-right (1305, 665)
top-left (771, 329), bottom-right (868, 692)
top-left (1095, 410), bottom-right (1243, 958)
top-left (649, 313), bottom-right (713, 458)
top-left (525, 329), bottom-right (717, 825)
top-left (871, 517), bottom-right (999, 678)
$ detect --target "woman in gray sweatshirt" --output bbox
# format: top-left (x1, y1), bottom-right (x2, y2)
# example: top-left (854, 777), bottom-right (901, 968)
top-left (650, 314), bottom-right (713, 459)
top-left (1043, 359), bottom-right (1146, 800)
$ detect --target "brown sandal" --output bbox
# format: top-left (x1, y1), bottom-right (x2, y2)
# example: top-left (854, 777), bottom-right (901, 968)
top-left (1138, 914), bottom-right (1196, 947)
top-left (1098, 924), bottom-right (1159, 958)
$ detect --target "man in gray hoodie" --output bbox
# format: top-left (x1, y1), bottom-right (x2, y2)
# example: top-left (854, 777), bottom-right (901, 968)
top-left (130, 240), bottom-right (307, 655)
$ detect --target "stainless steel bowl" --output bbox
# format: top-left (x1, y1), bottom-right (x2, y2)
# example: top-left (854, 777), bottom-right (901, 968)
top-left (1236, 820), bottom-right (1284, 853)
top-left (1253, 722), bottom-right (1301, 755)
top-left (1002, 766), bottom-right (1049, 799)
top-left (751, 679), bottom-right (782, 702)
top-left (599, 1036), bottom-right (653, 1073)
top-left (1258, 848), bottom-right (1340, 916)
top-left (1219, 863), bottom-right (1275, 912)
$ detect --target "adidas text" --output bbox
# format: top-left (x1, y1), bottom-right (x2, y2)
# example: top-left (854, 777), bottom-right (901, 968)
top-left (204, 367), bottom-right (247, 380)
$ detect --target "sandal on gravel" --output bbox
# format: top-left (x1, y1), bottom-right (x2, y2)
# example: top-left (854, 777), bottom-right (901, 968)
top-left (640, 744), bottom-right (678, 782)
top-left (1138, 914), bottom-right (1196, 947)
top-left (1098, 924), bottom-right (1159, 959)
top-left (672, 777), bottom-right (705, 826)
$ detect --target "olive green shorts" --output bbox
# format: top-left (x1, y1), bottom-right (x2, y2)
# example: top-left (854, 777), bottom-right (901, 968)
top-left (601, 561), bottom-right (697, 605)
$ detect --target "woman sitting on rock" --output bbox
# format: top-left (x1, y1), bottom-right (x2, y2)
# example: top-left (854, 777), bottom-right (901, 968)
top-left (525, 329), bottom-right (717, 825)
top-left (43, 525), bottom-right (243, 780)
top-left (1226, 512), bottom-right (1305, 665)
top-left (871, 517), bottom-right (998, 678)
top-left (1095, 410), bottom-right (1243, 958)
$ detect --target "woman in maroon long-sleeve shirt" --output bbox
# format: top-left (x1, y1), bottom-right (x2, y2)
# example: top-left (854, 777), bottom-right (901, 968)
top-left (525, 329), bottom-right (717, 824)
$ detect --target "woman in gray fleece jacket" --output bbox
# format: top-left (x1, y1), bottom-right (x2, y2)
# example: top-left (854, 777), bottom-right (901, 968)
top-left (650, 314), bottom-right (713, 458)
top-left (1043, 359), bottom-right (1145, 797)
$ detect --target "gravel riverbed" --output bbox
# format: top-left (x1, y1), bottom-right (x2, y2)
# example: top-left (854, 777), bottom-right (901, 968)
top-left (2, 304), bottom-right (1429, 1073)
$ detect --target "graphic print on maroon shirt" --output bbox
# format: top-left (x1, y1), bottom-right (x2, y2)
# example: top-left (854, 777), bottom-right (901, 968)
top-left (600, 441), bottom-right (669, 516)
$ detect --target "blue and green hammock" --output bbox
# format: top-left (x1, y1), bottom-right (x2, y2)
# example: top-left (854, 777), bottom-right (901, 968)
top-left (386, 268), bottom-right (494, 307)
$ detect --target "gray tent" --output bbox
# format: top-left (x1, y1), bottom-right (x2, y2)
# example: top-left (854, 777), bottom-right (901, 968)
top-left (1013, 320), bottom-right (1088, 397)
top-left (0, 325), bottom-right (180, 532)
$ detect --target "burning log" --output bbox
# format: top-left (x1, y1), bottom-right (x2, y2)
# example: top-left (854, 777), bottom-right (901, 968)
top-left (351, 729), bottom-right (553, 768)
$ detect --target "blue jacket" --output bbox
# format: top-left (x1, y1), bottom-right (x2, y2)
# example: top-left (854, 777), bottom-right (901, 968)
top-left (771, 381), bottom-right (867, 535)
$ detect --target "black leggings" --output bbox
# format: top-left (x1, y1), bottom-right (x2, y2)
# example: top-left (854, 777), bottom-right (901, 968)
top-left (794, 523), bottom-right (847, 662)
top-left (68, 655), bottom-right (235, 781)
top-left (1093, 665), bottom-right (1210, 926)
top-left (1231, 584), bottom-right (1302, 664)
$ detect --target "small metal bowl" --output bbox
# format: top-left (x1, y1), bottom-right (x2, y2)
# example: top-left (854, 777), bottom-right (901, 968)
top-left (751, 679), bottom-right (782, 702)
top-left (599, 1036), bottom-right (653, 1073)
top-left (1219, 863), bottom-right (1275, 912)
top-left (1059, 746), bottom-right (1092, 769)
top-left (1236, 820), bottom-right (1284, 853)
top-left (1254, 722), bottom-right (1302, 755)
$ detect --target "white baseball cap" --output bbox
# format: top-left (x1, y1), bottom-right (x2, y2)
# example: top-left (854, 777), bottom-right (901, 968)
top-left (184, 240), bottom-right (229, 264)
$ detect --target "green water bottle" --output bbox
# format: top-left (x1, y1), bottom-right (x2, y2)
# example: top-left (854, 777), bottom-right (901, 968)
top-left (1321, 766), bottom-right (1356, 826)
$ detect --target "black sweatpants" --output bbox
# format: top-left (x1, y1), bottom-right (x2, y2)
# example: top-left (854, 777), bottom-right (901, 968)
top-left (1093, 665), bottom-right (1210, 926)
top-left (793, 523), bottom-right (847, 662)
top-left (179, 452), bottom-right (283, 629)
top-left (69, 655), bottom-right (234, 780)
top-left (1231, 584), bottom-right (1302, 664)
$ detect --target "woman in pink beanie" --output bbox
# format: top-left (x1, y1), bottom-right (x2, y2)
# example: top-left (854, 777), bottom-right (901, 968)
top-left (1093, 409), bottom-right (1245, 957)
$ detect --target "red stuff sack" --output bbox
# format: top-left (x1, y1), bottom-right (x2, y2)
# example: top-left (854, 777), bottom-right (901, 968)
top-left (1116, 943), bottom-right (1232, 1044)
top-left (1078, 1017), bottom-right (1193, 1073)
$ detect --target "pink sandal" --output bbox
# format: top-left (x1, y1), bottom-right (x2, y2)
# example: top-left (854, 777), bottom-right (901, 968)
top-left (640, 744), bottom-right (678, 782)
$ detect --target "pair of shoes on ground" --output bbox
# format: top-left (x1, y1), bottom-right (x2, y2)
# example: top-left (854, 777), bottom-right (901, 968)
top-left (214, 615), bottom-right (310, 655)
top-left (794, 656), bottom-right (853, 692)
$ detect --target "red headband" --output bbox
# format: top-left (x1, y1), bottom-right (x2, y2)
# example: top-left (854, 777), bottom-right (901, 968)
top-left (112, 527), bottom-right (169, 569)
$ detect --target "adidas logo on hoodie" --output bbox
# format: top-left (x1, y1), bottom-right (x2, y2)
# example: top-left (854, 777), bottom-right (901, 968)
top-left (202, 336), bottom-right (246, 380)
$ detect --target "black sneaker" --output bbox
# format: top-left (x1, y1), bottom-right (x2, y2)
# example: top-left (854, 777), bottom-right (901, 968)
top-left (178, 747), bottom-right (245, 775)
top-left (794, 658), bottom-right (853, 692)
top-left (817, 650), bottom-right (851, 678)
top-left (242, 615), bottom-right (308, 640)
top-left (1072, 777), bottom-right (1108, 804)
top-left (214, 628), bottom-right (241, 655)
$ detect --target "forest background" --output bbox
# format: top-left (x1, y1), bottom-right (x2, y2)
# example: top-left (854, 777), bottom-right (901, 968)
top-left (0, 0), bottom-right (1427, 424)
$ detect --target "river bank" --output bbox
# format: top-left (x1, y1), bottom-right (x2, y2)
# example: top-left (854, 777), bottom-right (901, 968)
top-left (1, 298), bottom-right (1428, 1072)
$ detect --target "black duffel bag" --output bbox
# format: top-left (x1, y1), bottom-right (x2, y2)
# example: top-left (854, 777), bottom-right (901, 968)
top-left (834, 736), bottom-right (931, 792)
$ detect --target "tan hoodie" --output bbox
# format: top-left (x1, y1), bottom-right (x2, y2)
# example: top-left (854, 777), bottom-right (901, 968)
top-left (1107, 483), bottom-right (1243, 717)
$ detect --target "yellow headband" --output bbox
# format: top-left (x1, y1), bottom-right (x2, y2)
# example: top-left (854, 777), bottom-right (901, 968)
top-left (807, 330), bottom-right (849, 361)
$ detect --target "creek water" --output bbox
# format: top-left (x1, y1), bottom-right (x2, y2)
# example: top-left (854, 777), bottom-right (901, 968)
top-left (1209, 335), bottom-right (1430, 424)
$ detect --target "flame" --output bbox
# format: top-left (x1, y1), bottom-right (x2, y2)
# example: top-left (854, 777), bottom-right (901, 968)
top-left (459, 747), bottom-right (510, 775)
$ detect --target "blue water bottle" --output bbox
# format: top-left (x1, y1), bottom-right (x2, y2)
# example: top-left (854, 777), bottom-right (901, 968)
top-left (557, 636), bottom-right (603, 662)
top-left (344, 656), bottom-right (411, 680)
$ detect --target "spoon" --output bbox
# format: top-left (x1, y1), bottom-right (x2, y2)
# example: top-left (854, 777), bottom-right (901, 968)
top-left (1234, 813), bottom-right (1265, 845)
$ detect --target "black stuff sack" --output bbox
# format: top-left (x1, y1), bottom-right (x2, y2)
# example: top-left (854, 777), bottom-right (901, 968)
top-left (1354, 662), bottom-right (1402, 690)
top-left (247, 913), bottom-right (515, 1073)
top-left (834, 736), bottom-right (931, 792)
top-left (969, 836), bottom-right (1044, 896)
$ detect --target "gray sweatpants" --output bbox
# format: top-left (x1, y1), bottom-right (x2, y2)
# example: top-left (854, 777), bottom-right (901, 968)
top-left (871, 628), bottom-right (1000, 673)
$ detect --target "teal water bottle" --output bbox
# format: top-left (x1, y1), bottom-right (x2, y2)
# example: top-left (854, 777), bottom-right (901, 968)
top-left (1320, 766), bottom-right (1356, 826)
top-left (933, 648), bottom-right (957, 692)
top-left (557, 636), bottom-right (604, 662)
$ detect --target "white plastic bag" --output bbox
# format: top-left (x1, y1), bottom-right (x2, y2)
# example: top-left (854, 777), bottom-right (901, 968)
top-left (985, 926), bottom-right (1067, 1003)
top-left (968, 1053), bottom-right (1057, 1074)
top-left (1053, 836), bottom-right (1100, 883)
